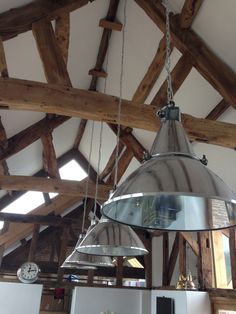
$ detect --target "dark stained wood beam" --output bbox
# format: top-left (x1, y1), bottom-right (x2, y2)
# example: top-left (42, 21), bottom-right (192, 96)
top-left (0, 261), bottom-right (145, 279)
top-left (132, 36), bottom-right (168, 104)
top-left (0, 212), bottom-right (74, 226)
top-left (89, 0), bottom-right (120, 91)
top-left (116, 256), bottom-right (123, 286)
top-left (179, 233), bottom-right (186, 276)
top-left (99, 19), bottom-right (122, 32)
top-left (166, 232), bottom-right (179, 285)
top-left (229, 228), bottom-right (236, 289)
top-left (79, 0), bottom-right (121, 149)
top-left (0, 117), bottom-right (10, 178)
top-left (107, 148), bottom-right (133, 185)
top-left (55, 14), bottom-right (70, 64)
top-left (151, 53), bottom-right (193, 108)
top-left (0, 175), bottom-right (111, 200)
top-left (0, 194), bottom-right (83, 249)
top-left (73, 119), bottom-right (87, 149)
top-left (0, 37), bottom-right (8, 77)
top-left (108, 124), bottom-right (145, 162)
top-left (179, 0), bottom-right (204, 29)
top-left (57, 226), bottom-right (69, 281)
top-left (0, 115), bottom-right (69, 162)
top-left (1, 78), bottom-right (236, 150)
top-left (41, 133), bottom-right (60, 179)
top-left (32, 18), bottom-right (72, 85)
top-left (206, 99), bottom-right (230, 121)
top-left (198, 231), bottom-right (214, 289)
top-left (0, 0), bottom-right (94, 41)
top-left (99, 143), bottom-right (125, 181)
top-left (162, 232), bottom-right (169, 286)
top-left (134, 0), bottom-right (236, 112)
top-left (181, 232), bottom-right (199, 256)
top-left (28, 224), bottom-right (40, 262)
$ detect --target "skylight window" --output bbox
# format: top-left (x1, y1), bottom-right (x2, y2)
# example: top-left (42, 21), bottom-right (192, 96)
top-left (49, 159), bottom-right (88, 199)
top-left (59, 159), bottom-right (87, 181)
top-left (0, 191), bottom-right (45, 229)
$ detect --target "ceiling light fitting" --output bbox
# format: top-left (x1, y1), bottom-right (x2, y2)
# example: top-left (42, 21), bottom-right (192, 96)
top-left (61, 233), bottom-right (114, 269)
top-left (76, 216), bottom-right (148, 256)
top-left (101, 0), bottom-right (236, 231)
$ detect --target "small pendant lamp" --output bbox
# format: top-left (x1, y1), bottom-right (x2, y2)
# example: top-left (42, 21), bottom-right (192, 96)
top-left (61, 233), bottom-right (114, 268)
top-left (76, 216), bottom-right (148, 256)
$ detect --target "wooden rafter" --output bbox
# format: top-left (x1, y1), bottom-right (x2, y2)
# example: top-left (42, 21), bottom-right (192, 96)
top-left (179, 0), bottom-right (204, 29)
top-left (41, 133), bottom-right (60, 179)
top-left (32, 18), bottom-right (72, 85)
top-left (206, 99), bottom-right (230, 121)
top-left (77, 0), bottom-right (121, 151)
top-left (132, 36), bottom-right (168, 104)
top-left (55, 14), bottom-right (70, 64)
top-left (0, 194), bottom-right (83, 249)
top-left (0, 175), bottom-right (111, 200)
top-left (151, 53), bottom-right (193, 107)
top-left (1, 78), bottom-right (236, 149)
top-left (0, 0), bottom-right (94, 41)
top-left (0, 212), bottom-right (75, 226)
top-left (108, 124), bottom-right (145, 162)
top-left (135, 0), bottom-right (236, 111)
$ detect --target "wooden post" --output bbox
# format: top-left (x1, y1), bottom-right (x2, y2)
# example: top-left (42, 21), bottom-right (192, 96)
top-left (57, 226), bottom-right (69, 282)
top-left (179, 233), bottom-right (187, 277)
top-left (162, 232), bottom-right (169, 286)
top-left (144, 235), bottom-right (152, 289)
top-left (229, 228), bottom-right (236, 288)
top-left (198, 231), bottom-right (214, 289)
top-left (116, 256), bottom-right (123, 287)
top-left (87, 269), bottom-right (94, 285)
top-left (28, 224), bottom-right (40, 262)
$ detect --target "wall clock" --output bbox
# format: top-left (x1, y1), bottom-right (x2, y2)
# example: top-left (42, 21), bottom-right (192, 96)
top-left (17, 262), bottom-right (40, 284)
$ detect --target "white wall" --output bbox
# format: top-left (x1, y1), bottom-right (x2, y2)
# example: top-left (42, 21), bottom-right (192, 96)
top-left (0, 282), bottom-right (42, 314)
top-left (186, 291), bottom-right (211, 314)
top-left (151, 290), bottom-right (211, 314)
top-left (151, 290), bottom-right (187, 314)
top-left (70, 287), bottom-right (151, 314)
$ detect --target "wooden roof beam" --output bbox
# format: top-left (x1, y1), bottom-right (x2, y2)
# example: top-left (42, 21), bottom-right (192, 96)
top-left (0, 175), bottom-right (110, 200)
top-left (132, 36), bottom-right (168, 104)
top-left (1, 78), bottom-right (236, 149)
top-left (0, 0), bottom-right (95, 41)
top-left (206, 99), bottom-right (230, 121)
top-left (151, 53), bottom-right (193, 108)
top-left (179, 0), bottom-right (204, 29)
top-left (135, 0), bottom-right (236, 111)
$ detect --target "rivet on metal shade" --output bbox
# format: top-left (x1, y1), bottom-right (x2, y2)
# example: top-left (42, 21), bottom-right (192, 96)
top-left (75, 217), bottom-right (148, 256)
top-left (61, 233), bottom-right (114, 268)
top-left (101, 105), bottom-right (236, 231)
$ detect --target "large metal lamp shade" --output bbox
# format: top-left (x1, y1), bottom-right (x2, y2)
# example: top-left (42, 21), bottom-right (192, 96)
top-left (101, 106), bottom-right (236, 231)
top-left (61, 234), bottom-right (114, 268)
top-left (76, 217), bottom-right (148, 256)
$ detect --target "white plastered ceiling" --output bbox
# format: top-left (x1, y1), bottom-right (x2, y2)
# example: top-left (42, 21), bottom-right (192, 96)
top-left (0, 0), bottom-right (235, 202)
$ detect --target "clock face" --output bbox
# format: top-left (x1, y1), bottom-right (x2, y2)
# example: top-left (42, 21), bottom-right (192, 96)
top-left (17, 262), bottom-right (40, 284)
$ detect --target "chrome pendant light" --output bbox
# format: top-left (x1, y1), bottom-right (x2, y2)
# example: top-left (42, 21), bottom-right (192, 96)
top-left (101, 1), bottom-right (236, 231)
top-left (76, 0), bottom-right (148, 257)
top-left (76, 216), bottom-right (148, 256)
top-left (61, 233), bottom-right (114, 269)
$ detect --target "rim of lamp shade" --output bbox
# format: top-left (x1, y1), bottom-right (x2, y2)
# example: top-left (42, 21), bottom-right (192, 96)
top-left (61, 233), bottom-right (115, 268)
top-left (75, 217), bottom-right (148, 256)
top-left (101, 105), bottom-right (236, 231)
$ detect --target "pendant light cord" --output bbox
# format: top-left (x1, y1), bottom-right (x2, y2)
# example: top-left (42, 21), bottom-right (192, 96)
top-left (114, 0), bottom-right (127, 189)
top-left (164, 0), bottom-right (174, 106)
top-left (81, 120), bottom-right (95, 232)
top-left (92, 47), bottom-right (110, 218)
